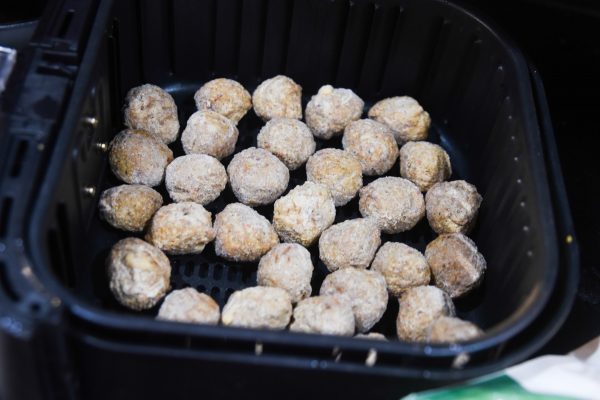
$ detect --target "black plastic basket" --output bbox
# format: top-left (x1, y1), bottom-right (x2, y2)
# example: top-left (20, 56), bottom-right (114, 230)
top-left (0, 0), bottom-right (579, 398)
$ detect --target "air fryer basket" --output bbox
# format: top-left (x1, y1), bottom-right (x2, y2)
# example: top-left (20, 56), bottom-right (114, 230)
top-left (3, 0), bottom-right (572, 390)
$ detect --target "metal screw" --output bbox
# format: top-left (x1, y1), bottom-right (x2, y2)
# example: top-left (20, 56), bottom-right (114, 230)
top-left (84, 116), bottom-right (99, 128)
top-left (94, 142), bottom-right (108, 152)
top-left (83, 186), bottom-right (96, 197)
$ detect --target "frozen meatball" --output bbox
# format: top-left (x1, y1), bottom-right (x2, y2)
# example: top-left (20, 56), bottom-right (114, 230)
top-left (257, 118), bottom-right (316, 170)
top-left (306, 148), bottom-right (363, 206)
top-left (396, 285), bottom-right (455, 342)
top-left (109, 129), bottom-right (173, 187)
top-left (165, 154), bottom-right (227, 205)
top-left (227, 147), bottom-right (290, 206)
top-left (98, 184), bottom-right (163, 232)
top-left (355, 332), bottom-right (386, 340)
top-left (107, 238), bottom-right (170, 310)
top-left (342, 119), bottom-right (399, 176)
top-left (359, 177), bottom-right (425, 234)
top-left (319, 218), bottom-right (381, 272)
top-left (320, 268), bottom-right (388, 333)
top-left (194, 78), bottom-right (252, 124)
top-left (214, 203), bottom-right (279, 262)
top-left (252, 75), bottom-right (302, 121)
top-left (425, 233), bottom-right (486, 298)
top-left (124, 84), bottom-right (179, 144)
top-left (368, 96), bottom-right (431, 144)
top-left (157, 288), bottom-right (220, 325)
top-left (371, 242), bottom-right (431, 297)
top-left (273, 181), bottom-right (336, 247)
top-left (290, 296), bottom-right (355, 336)
top-left (221, 287), bottom-right (292, 329)
top-left (427, 316), bottom-right (483, 344)
top-left (426, 180), bottom-right (482, 234)
top-left (181, 110), bottom-right (239, 160)
top-left (305, 85), bottom-right (364, 140)
top-left (145, 202), bottom-right (214, 255)
top-left (399, 141), bottom-right (451, 192)
top-left (257, 243), bottom-right (314, 303)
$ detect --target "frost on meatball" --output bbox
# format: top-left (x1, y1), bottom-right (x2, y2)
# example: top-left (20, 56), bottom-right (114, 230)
top-left (425, 233), bottom-right (486, 298)
top-left (227, 147), bottom-right (290, 206)
top-left (107, 238), bottom-right (170, 311)
top-left (305, 85), bottom-right (364, 140)
top-left (427, 316), bottom-right (483, 344)
top-left (396, 285), bottom-right (455, 342)
top-left (371, 242), bottom-right (431, 297)
top-left (252, 75), bottom-right (302, 121)
top-left (157, 288), bottom-right (220, 325)
top-left (257, 118), bottom-right (316, 170)
top-left (165, 154), bottom-right (227, 205)
top-left (214, 203), bottom-right (279, 262)
top-left (358, 177), bottom-right (425, 234)
top-left (194, 78), bottom-right (252, 124)
top-left (109, 129), bottom-right (173, 187)
top-left (368, 96), bottom-right (431, 144)
top-left (289, 296), bottom-right (355, 336)
top-left (399, 141), bottom-right (451, 192)
top-left (221, 287), bottom-right (292, 329)
top-left (320, 268), bottom-right (388, 333)
top-left (257, 243), bottom-right (314, 303)
top-left (99, 184), bottom-right (163, 232)
top-left (181, 110), bottom-right (239, 160)
top-left (426, 180), bottom-right (482, 234)
top-left (306, 148), bottom-right (363, 206)
top-left (319, 218), bottom-right (381, 272)
top-left (273, 181), bottom-right (336, 247)
top-left (342, 119), bottom-right (399, 176)
top-left (145, 202), bottom-right (215, 255)
top-left (124, 84), bottom-right (179, 144)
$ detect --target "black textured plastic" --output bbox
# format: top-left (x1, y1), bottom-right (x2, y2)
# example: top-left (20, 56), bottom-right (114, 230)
top-left (2, 0), bottom-right (577, 395)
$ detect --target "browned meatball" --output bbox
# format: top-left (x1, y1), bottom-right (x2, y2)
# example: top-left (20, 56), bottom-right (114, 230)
top-left (109, 129), bottom-right (173, 187)
top-left (98, 184), bottom-right (163, 232)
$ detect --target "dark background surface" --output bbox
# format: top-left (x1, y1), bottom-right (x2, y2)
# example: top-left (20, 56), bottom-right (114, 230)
top-left (461, 0), bottom-right (600, 353)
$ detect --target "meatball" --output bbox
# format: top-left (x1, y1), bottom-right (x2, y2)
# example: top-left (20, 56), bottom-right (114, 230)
top-left (342, 119), bottom-right (399, 176)
top-left (368, 96), bottom-right (431, 144)
top-left (425, 233), bottom-right (486, 298)
top-left (145, 202), bottom-right (215, 255)
top-left (257, 243), bottom-right (314, 303)
top-left (306, 148), bottom-right (363, 206)
top-left (165, 154), bottom-right (227, 205)
top-left (399, 141), bottom-right (451, 192)
top-left (289, 296), bottom-right (355, 336)
top-left (371, 242), bottom-right (431, 297)
top-left (194, 78), bottom-right (252, 124)
top-left (427, 316), bottom-right (483, 343)
top-left (273, 181), bottom-right (336, 247)
top-left (124, 84), bottom-right (179, 144)
top-left (107, 237), bottom-right (170, 310)
top-left (396, 285), bottom-right (455, 342)
top-left (252, 75), bottom-right (302, 121)
top-left (355, 332), bottom-right (386, 340)
top-left (109, 129), bottom-right (173, 187)
top-left (305, 85), bottom-right (364, 140)
top-left (98, 184), bottom-right (163, 232)
top-left (181, 110), bottom-right (239, 160)
top-left (227, 147), bottom-right (290, 206)
top-left (426, 180), bottom-right (482, 234)
top-left (157, 288), bottom-right (220, 325)
top-left (319, 218), bottom-right (381, 272)
top-left (257, 118), bottom-right (316, 170)
top-left (320, 268), bottom-right (388, 333)
top-left (358, 177), bottom-right (425, 234)
top-left (221, 287), bottom-right (292, 329)
top-left (214, 203), bottom-right (279, 262)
